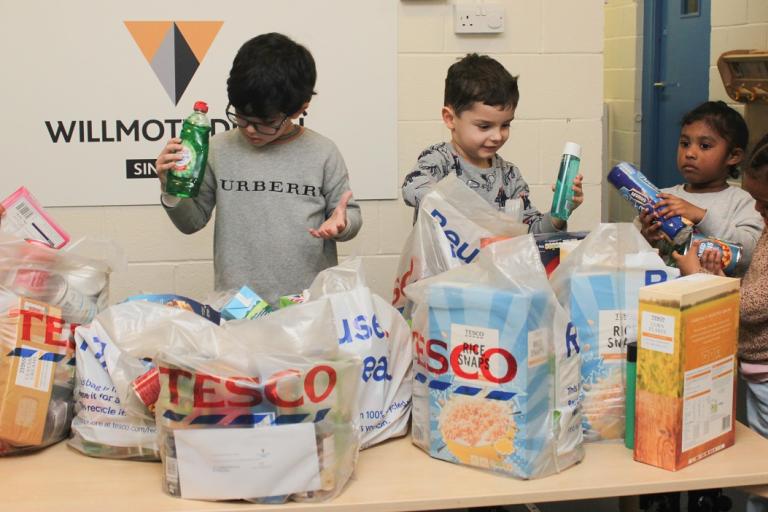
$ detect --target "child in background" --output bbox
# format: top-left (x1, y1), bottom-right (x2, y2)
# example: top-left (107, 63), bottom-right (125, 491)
top-left (401, 53), bottom-right (584, 231)
top-left (155, 33), bottom-right (362, 305)
top-left (670, 133), bottom-right (768, 512)
top-left (639, 101), bottom-right (763, 275)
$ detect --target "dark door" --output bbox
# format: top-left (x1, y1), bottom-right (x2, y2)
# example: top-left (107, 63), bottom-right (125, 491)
top-left (641, 0), bottom-right (711, 189)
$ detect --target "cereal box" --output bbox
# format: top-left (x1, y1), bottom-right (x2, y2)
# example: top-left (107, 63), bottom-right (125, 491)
top-left (411, 283), bottom-right (582, 479)
top-left (570, 269), bottom-right (675, 442)
top-left (0, 297), bottom-right (69, 446)
top-left (634, 273), bottom-right (739, 471)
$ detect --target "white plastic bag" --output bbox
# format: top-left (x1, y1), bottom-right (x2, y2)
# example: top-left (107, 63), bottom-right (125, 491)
top-left (150, 298), bottom-right (362, 503)
top-left (405, 235), bottom-right (583, 479)
top-left (306, 258), bottom-right (412, 448)
top-left (549, 223), bottom-right (680, 442)
top-left (393, 175), bottom-right (527, 315)
top-left (69, 301), bottom-right (217, 459)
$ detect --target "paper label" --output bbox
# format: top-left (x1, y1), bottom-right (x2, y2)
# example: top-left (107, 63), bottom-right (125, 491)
top-left (450, 323), bottom-right (500, 384)
top-left (682, 356), bottom-right (734, 452)
top-left (528, 328), bottom-right (547, 367)
top-left (640, 311), bottom-right (675, 355)
top-left (15, 345), bottom-right (54, 392)
top-left (599, 310), bottom-right (635, 361)
top-left (175, 423), bottom-right (321, 500)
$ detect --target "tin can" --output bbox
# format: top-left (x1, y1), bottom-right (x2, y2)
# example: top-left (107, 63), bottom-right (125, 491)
top-left (686, 233), bottom-right (742, 276)
top-left (607, 162), bottom-right (693, 245)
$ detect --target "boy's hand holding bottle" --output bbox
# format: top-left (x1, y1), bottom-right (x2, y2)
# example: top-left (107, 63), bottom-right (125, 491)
top-left (155, 138), bottom-right (184, 188)
top-left (550, 174), bottom-right (585, 230)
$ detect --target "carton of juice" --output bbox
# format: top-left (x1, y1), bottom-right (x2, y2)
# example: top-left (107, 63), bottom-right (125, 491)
top-left (634, 273), bottom-right (739, 470)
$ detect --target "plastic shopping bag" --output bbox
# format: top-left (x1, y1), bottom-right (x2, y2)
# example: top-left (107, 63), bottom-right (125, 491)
top-left (405, 235), bottom-right (583, 479)
top-left (393, 174), bottom-right (527, 316)
top-left (305, 258), bottom-right (412, 449)
top-left (549, 223), bottom-right (679, 442)
top-left (69, 301), bottom-right (219, 459)
top-left (151, 298), bottom-right (361, 503)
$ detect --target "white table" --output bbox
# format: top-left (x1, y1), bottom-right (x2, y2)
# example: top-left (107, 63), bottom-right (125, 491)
top-left (4, 423), bottom-right (768, 511)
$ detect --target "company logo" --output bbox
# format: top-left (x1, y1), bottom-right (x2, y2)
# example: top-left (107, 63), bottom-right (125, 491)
top-left (125, 21), bottom-right (223, 105)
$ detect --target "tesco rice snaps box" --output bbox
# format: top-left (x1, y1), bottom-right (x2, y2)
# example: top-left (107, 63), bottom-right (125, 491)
top-left (570, 268), bottom-right (676, 442)
top-left (634, 274), bottom-right (739, 471)
top-left (411, 284), bottom-right (582, 479)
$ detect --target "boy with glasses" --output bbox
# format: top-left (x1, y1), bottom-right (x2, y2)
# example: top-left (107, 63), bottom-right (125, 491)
top-left (155, 32), bottom-right (362, 304)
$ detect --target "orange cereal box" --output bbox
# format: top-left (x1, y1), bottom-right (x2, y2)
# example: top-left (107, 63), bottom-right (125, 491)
top-left (634, 274), bottom-right (739, 471)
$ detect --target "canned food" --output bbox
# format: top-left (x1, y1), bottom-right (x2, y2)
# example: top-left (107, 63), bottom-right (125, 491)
top-left (686, 234), bottom-right (742, 276)
top-left (607, 162), bottom-right (693, 245)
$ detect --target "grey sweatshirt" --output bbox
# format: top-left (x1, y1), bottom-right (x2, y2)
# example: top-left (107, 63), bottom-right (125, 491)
top-left (401, 142), bottom-right (562, 233)
top-left (661, 184), bottom-right (764, 273)
top-left (163, 127), bottom-right (362, 304)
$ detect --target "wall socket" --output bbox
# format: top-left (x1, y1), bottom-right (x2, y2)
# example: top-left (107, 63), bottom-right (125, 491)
top-left (453, 4), bottom-right (505, 34)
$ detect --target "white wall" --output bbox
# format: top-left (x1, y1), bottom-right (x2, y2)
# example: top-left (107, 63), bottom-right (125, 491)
top-left (47, 0), bottom-right (606, 304)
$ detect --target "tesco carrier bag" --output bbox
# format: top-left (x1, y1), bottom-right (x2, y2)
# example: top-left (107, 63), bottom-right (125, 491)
top-left (405, 235), bottom-right (583, 479)
top-left (393, 174), bottom-right (527, 315)
top-left (549, 223), bottom-right (679, 442)
top-left (306, 258), bottom-right (412, 448)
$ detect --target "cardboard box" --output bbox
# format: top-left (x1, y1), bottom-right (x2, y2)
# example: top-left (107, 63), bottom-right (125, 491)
top-left (634, 274), bottom-right (739, 470)
top-left (0, 297), bottom-right (67, 446)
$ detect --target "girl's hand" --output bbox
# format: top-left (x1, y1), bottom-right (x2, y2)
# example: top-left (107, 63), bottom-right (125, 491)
top-left (671, 240), bottom-right (724, 276)
top-left (655, 193), bottom-right (707, 224)
top-left (309, 191), bottom-right (352, 239)
top-left (638, 208), bottom-right (665, 243)
top-left (699, 245), bottom-right (725, 275)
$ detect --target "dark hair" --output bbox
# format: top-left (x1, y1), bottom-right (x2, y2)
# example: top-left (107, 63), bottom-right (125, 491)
top-left (681, 100), bottom-right (748, 179)
top-left (227, 33), bottom-right (316, 119)
top-left (746, 132), bottom-right (768, 180)
top-left (444, 53), bottom-right (519, 115)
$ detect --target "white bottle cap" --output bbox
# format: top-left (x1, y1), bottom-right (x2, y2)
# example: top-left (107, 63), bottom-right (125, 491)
top-left (562, 141), bottom-right (582, 159)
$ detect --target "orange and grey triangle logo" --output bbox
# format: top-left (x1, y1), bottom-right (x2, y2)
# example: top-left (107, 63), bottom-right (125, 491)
top-left (125, 21), bottom-right (223, 105)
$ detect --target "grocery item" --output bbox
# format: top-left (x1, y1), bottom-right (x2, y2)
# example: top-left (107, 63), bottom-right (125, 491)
top-left (635, 273), bottom-right (739, 471)
top-left (124, 293), bottom-right (221, 325)
top-left (685, 233), bottom-right (742, 276)
top-left (0, 295), bottom-right (73, 447)
top-left (220, 286), bottom-right (272, 320)
top-left (625, 341), bottom-right (637, 450)
top-left (550, 223), bottom-right (679, 442)
top-left (165, 101), bottom-right (211, 198)
top-left (0, 187), bottom-right (70, 249)
top-left (607, 162), bottom-right (693, 245)
top-left (406, 235), bottom-right (583, 479)
top-left (550, 142), bottom-right (583, 221)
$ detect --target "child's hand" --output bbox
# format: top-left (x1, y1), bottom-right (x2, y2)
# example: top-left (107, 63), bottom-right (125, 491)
top-left (655, 193), bottom-right (707, 224)
top-left (571, 174), bottom-right (585, 211)
top-left (638, 208), bottom-right (665, 243)
top-left (154, 138), bottom-right (183, 187)
top-left (671, 240), bottom-right (724, 276)
top-left (309, 191), bottom-right (352, 239)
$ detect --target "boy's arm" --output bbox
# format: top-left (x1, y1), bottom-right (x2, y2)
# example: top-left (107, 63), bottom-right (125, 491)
top-left (507, 166), bottom-right (563, 234)
top-left (401, 145), bottom-right (453, 208)
top-left (162, 163), bottom-right (216, 234)
top-left (322, 146), bottom-right (362, 242)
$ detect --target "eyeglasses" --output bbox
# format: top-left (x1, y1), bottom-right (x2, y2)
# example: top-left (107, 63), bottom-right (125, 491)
top-left (225, 104), bottom-right (288, 135)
